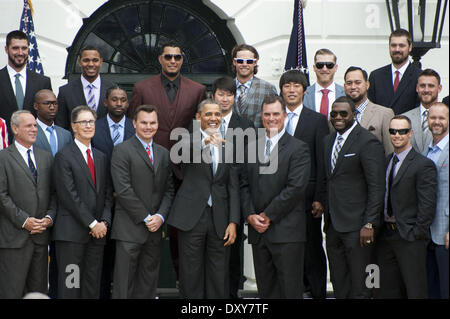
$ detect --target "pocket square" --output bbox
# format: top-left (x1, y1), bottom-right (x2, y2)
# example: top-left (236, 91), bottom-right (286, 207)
top-left (344, 153), bottom-right (356, 157)
top-left (368, 126), bottom-right (376, 131)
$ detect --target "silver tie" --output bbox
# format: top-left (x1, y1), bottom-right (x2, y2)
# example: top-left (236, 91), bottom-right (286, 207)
top-left (332, 136), bottom-right (344, 172)
top-left (422, 109), bottom-right (429, 131)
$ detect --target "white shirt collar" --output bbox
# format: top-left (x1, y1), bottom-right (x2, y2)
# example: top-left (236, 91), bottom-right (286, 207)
top-left (81, 74), bottom-right (101, 89)
top-left (391, 61), bottom-right (410, 76)
top-left (286, 103), bottom-right (303, 116)
top-left (419, 104), bottom-right (429, 116)
top-left (336, 121), bottom-right (358, 141)
top-left (316, 82), bottom-right (335, 93)
top-left (107, 114), bottom-right (126, 128)
top-left (36, 117), bottom-right (55, 132)
top-left (15, 140), bottom-right (33, 153)
top-left (265, 127), bottom-right (286, 145)
top-left (7, 64), bottom-right (26, 78)
top-left (74, 138), bottom-right (92, 157)
top-left (222, 111), bottom-right (233, 127)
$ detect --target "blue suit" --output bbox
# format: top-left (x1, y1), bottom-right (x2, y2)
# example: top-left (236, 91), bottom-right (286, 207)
top-left (303, 83), bottom-right (345, 113)
top-left (34, 124), bottom-right (72, 156)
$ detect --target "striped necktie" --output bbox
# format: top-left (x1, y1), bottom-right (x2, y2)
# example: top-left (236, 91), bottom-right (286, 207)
top-left (332, 136), bottom-right (344, 172)
top-left (112, 123), bottom-right (121, 146)
top-left (422, 109), bottom-right (429, 131)
top-left (237, 85), bottom-right (247, 114)
top-left (87, 84), bottom-right (97, 111)
top-left (27, 149), bottom-right (37, 182)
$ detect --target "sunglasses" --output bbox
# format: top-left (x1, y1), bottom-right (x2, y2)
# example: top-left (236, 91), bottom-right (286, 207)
top-left (315, 62), bottom-right (335, 69)
top-left (163, 54), bottom-right (183, 61)
top-left (234, 58), bottom-right (257, 64)
top-left (330, 110), bottom-right (349, 118)
top-left (389, 128), bottom-right (411, 135)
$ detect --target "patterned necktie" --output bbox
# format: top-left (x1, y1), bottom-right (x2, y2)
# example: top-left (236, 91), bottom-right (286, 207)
top-left (220, 118), bottom-right (226, 139)
top-left (331, 136), bottom-right (344, 172)
top-left (15, 74), bottom-right (24, 110)
top-left (355, 109), bottom-right (361, 124)
top-left (210, 145), bottom-right (217, 175)
top-left (393, 71), bottom-right (400, 93)
top-left (87, 84), bottom-right (96, 111)
top-left (265, 139), bottom-right (272, 161)
top-left (46, 126), bottom-right (57, 156)
top-left (286, 112), bottom-right (296, 136)
top-left (112, 123), bottom-right (121, 146)
top-left (320, 89), bottom-right (330, 119)
top-left (27, 149), bottom-right (37, 182)
top-left (387, 155), bottom-right (400, 217)
top-left (146, 146), bottom-right (153, 164)
top-left (237, 85), bottom-right (247, 114)
top-left (422, 109), bottom-right (429, 131)
top-left (86, 149), bottom-right (96, 187)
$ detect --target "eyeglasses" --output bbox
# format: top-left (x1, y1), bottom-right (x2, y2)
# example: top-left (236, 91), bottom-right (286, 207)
top-left (234, 58), bottom-right (257, 65)
top-left (389, 128), bottom-right (411, 135)
top-left (40, 101), bottom-right (58, 106)
top-left (163, 54), bottom-right (182, 61)
top-left (330, 110), bottom-right (349, 118)
top-left (74, 120), bottom-right (95, 127)
top-left (315, 62), bottom-right (335, 69)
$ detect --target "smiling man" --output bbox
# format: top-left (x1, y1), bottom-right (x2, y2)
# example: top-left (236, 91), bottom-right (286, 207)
top-left (168, 99), bottom-right (240, 299)
top-left (368, 29), bottom-right (421, 114)
top-left (0, 30), bottom-right (52, 144)
top-left (56, 46), bottom-right (115, 130)
top-left (323, 96), bottom-right (385, 299)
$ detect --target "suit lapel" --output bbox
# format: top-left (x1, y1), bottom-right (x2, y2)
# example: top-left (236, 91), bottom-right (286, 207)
top-left (9, 144), bottom-right (36, 184)
top-left (70, 143), bottom-right (96, 191)
top-left (132, 136), bottom-right (154, 171)
top-left (436, 142), bottom-right (449, 168)
top-left (360, 103), bottom-right (375, 128)
top-left (241, 78), bottom-right (259, 115)
top-left (294, 107), bottom-right (308, 137)
top-left (325, 132), bottom-right (335, 175)
top-left (75, 79), bottom-right (88, 105)
top-left (0, 67), bottom-right (18, 110)
top-left (36, 125), bottom-right (52, 152)
top-left (23, 69), bottom-right (35, 109)
top-left (332, 126), bottom-right (360, 175)
top-left (392, 149), bottom-right (415, 186)
top-left (392, 63), bottom-right (412, 105)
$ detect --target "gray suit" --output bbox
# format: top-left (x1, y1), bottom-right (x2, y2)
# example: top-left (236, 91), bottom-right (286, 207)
top-left (34, 124), bottom-right (72, 155)
top-left (402, 106), bottom-right (432, 153)
top-left (110, 136), bottom-right (174, 299)
top-left (303, 83), bottom-right (346, 114)
top-left (360, 101), bottom-right (395, 155)
top-left (0, 144), bottom-right (56, 298)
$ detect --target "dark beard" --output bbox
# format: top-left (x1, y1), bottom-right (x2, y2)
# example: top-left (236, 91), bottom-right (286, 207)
top-left (350, 93), bottom-right (365, 104)
top-left (8, 54), bottom-right (27, 69)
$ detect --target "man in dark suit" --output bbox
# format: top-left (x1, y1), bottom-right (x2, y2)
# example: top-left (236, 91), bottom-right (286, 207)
top-left (168, 99), bottom-right (240, 299)
top-left (241, 95), bottom-right (311, 299)
top-left (110, 105), bottom-right (174, 299)
top-left (211, 76), bottom-right (253, 299)
top-left (368, 29), bottom-right (421, 114)
top-left (91, 85), bottom-right (135, 299)
top-left (375, 115), bottom-right (437, 299)
top-left (55, 46), bottom-right (115, 130)
top-left (324, 96), bottom-right (385, 299)
top-left (128, 40), bottom-right (206, 280)
top-left (231, 44), bottom-right (278, 128)
top-left (0, 30), bottom-right (52, 143)
top-left (32, 89), bottom-right (72, 299)
top-left (53, 106), bottom-right (113, 299)
top-left (280, 70), bottom-right (329, 298)
top-left (0, 110), bottom-right (55, 298)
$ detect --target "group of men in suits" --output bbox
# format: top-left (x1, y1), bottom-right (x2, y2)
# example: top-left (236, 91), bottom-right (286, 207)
top-left (0, 26), bottom-right (448, 300)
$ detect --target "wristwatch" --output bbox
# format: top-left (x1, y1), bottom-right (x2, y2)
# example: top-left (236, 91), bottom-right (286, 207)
top-left (364, 223), bottom-right (373, 229)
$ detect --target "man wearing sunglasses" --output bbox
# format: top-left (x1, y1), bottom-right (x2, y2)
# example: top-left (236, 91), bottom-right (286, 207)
top-left (231, 44), bottom-right (277, 128)
top-left (402, 69), bottom-right (442, 154)
top-left (323, 96), bottom-right (385, 299)
top-left (303, 49), bottom-right (345, 120)
top-left (368, 29), bottom-right (421, 115)
top-left (375, 115), bottom-right (437, 299)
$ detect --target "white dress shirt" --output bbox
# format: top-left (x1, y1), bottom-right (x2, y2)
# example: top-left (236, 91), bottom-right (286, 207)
top-left (284, 104), bottom-right (303, 134)
top-left (330, 121), bottom-right (357, 168)
top-left (314, 82), bottom-right (336, 117)
top-left (391, 61), bottom-right (410, 85)
top-left (81, 75), bottom-right (101, 109)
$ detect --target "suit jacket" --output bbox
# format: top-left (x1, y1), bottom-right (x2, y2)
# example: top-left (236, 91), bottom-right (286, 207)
top-left (402, 106), bottom-right (432, 154)
top-left (34, 124), bottom-right (72, 155)
top-left (0, 144), bottom-right (56, 248)
top-left (324, 124), bottom-right (386, 233)
top-left (241, 132), bottom-right (311, 244)
top-left (0, 67), bottom-right (52, 142)
top-left (168, 133), bottom-right (240, 239)
top-left (443, 95), bottom-right (449, 107)
top-left (360, 101), bottom-right (395, 155)
top-left (292, 107), bottom-right (329, 207)
top-left (91, 116), bottom-right (135, 160)
top-left (423, 143), bottom-right (448, 245)
top-left (233, 76), bottom-right (278, 128)
top-left (111, 136), bottom-right (174, 244)
top-left (368, 63), bottom-right (421, 114)
top-left (55, 76), bottom-right (115, 130)
top-left (387, 149), bottom-right (437, 241)
top-left (303, 83), bottom-right (346, 113)
top-left (52, 143), bottom-right (113, 244)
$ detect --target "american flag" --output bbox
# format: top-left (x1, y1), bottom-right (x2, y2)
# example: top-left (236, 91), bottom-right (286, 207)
top-left (19, 0), bottom-right (44, 75)
top-left (284, 0), bottom-right (309, 84)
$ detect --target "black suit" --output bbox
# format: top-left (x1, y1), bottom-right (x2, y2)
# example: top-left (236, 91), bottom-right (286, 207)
top-left (52, 142), bottom-right (113, 299)
top-left (376, 149), bottom-right (437, 299)
top-left (0, 67), bottom-right (52, 143)
top-left (291, 107), bottom-right (329, 298)
top-left (368, 63), bottom-right (421, 114)
top-left (241, 132), bottom-right (311, 299)
top-left (168, 133), bottom-right (240, 298)
top-left (0, 144), bottom-right (56, 298)
top-left (111, 136), bottom-right (174, 298)
top-left (324, 124), bottom-right (385, 298)
top-left (55, 77), bottom-right (115, 130)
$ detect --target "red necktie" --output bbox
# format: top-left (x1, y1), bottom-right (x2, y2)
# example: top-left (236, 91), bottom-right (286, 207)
top-left (320, 89), bottom-right (330, 119)
top-left (146, 146), bottom-right (153, 164)
top-left (86, 149), bottom-right (96, 187)
top-left (393, 71), bottom-right (400, 93)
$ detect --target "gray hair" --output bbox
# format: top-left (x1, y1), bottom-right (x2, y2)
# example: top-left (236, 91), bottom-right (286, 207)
top-left (10, 110), bottom-right (32, 127)
top-left (197, 98), bottom-right (222, 114)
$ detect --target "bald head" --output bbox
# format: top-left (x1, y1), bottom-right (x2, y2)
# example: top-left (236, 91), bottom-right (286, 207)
top-left (33, 89), bottom-right (58, 126)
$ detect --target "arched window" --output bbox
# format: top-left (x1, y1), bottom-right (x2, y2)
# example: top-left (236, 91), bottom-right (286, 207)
top-left (64, 0), bottom-right (237, 91)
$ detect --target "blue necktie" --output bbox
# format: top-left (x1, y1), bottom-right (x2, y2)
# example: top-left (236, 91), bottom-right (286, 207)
top-left (286, 112), bottom-right (296, 136)
top-left (87, 84), bottom-right (96, 111)
top-left (46, 126), bottom-right (57, 156)
top-left (112, 123), bottom-right (121, 146)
